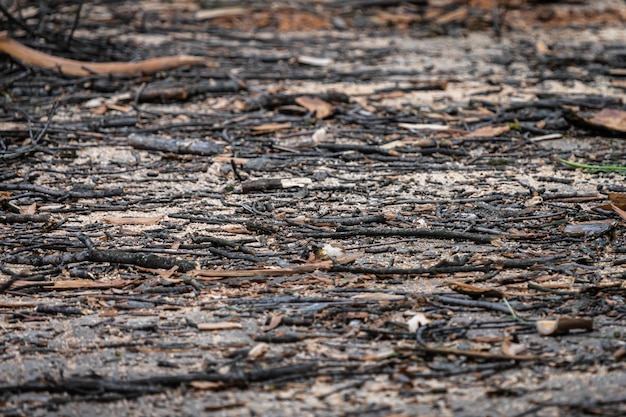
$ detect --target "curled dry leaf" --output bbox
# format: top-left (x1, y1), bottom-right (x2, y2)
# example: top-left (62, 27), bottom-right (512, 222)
top-left (536, 317), bottom-right (593, 336)
top-left (262, 315), bottom-right (282, 332)
top-left (295, 96), bottom-right (334, 119)
top-left (0, 31), bottom-right (207, 77)
top-left (501, 338), bottom-right (527, 357)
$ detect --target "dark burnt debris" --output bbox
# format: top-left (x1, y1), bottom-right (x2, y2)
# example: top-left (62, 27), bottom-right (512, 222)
top-left (1, 1), bottom-right (626, 416)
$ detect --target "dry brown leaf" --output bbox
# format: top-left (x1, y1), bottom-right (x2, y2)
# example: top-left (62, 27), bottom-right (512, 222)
top-left (448, 282), bottom-right (503, 298)
top-left (0, 32), bottom-right (207, 77)
top-left (91, 106), bottom-right (108, 115)
top-left (136, 265), bottom-right (179, 279)
top-left (212, 155), bottom-right (249, 164)
top-left (250, 122), bottom-right (292, 133)
top-left (158, 266), bottom-right (179, 279)
top-left (106, 104), bottom-right (133, 113)
top-left (263, 315), bottom-right (282, 332)
top-left (567, 108), bottom-right (626, 136)
top-left (465, 124), bottom-right (510, 138)
top-left (501, 339), bottom-right (527, 357)
top-left (374, 10), bottom-right (420, 27)
top-left (220, 225), bottom-right (249, 234)
top-left (275, 10), bottom-right (330, 31)
top-left (19, 203), bottom-right (37, 215)
top-left (103, 216), bottom-right (163, 225)
top-left (589, 108), bottom-right (626, 133)
top-left (197, 322), bottom-right (243, 331)
top-left (295, 96), bottom-right (334, 119)
top-left (609, 192), bottom-right (626, 209)
top-left (610, 203), bottom-right (626, 222)
top-left (334, 253), bottom-right (362, 265)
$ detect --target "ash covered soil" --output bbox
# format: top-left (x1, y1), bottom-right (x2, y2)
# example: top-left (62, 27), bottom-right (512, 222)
top-left (1, 1), bottom-right (626, 416)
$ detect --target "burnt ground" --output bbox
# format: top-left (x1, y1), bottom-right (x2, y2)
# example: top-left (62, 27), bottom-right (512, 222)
top-left (1, 1), bottom-right (626, 416)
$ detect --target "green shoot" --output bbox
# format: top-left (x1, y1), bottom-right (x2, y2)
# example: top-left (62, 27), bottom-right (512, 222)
top-left (556, 158), bottom-right (626, 173)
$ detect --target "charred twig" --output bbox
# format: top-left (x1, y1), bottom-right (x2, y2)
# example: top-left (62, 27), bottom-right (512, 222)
top-left (307, 213), bottom-right (390, 226)
top-left (127, 133), bottom-right (224, 155)
top-left (0, 263), bottom-right (20, 294)
top-left (66, 0), bottom-right (84, 47)
top-left (316, 142), bottom-right (397, 156)
top-left (2, 249), bottom-right (196, 272)
top-left (331, 255), bottom-right (568, 277)
top-left (0, 214), bottom-right (51, 223)
top-left (243, 91), bottom-right (350, 112)
top-left (296, 227), bottom-right (497, 244)
top-left (192, 235), bottom-right (257, 255)
top-left (0, 363), bottom-right (318, 396)
top-left (35, 304), bottom-right (86, 316)
top-left (0, 183), bottom-right (123, 199)
top-left (435, 295), bottom-right (519, 315)
top-left (87, 249), bottom-right (197, 272)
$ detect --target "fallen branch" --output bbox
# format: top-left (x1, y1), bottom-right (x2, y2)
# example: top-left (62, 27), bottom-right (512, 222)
top-left (0, 363), bottom-right (317, 395)
top-left (0, 31), bottom-right (208, 76)
top-left (189, 260), bottom-right (334, 279)
top-left (2, 249), bottom-right (197, 274)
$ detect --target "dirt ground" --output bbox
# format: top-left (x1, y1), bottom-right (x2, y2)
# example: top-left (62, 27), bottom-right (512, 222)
top-left (1, 1), bottom-right (626, 416)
